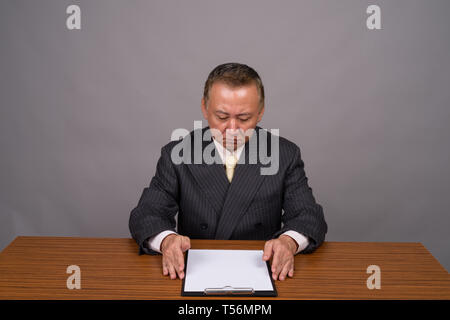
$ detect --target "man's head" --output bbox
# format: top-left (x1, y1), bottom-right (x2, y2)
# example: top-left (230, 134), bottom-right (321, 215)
top-left (201, 63), bottom-right (265, 151)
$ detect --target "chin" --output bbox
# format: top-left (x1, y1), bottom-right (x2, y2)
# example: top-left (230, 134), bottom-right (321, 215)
top-left (225, 139), bottom-right (245, 151)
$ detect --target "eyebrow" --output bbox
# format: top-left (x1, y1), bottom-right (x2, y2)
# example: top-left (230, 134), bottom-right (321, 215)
top-left (215, 110), bottom-right (252, 117)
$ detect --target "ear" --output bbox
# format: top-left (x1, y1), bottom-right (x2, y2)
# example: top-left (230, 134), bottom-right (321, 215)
top-left (257, 105), bottom-right (265, 123)
top-left (201, 98), bottom-right (208, 119)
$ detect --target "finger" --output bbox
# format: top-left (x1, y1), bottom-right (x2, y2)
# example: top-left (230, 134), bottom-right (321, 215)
top-left (279, 258), bottom-right (293, 281)
top-left (174, 249), bottom-right (185, 279)
top-left (162, 258), bottom-right (169, 276)
top-left (288, 267), bottom-right (294, 278)
top-left (181, 236), bottom-right (191, 252)
top-left (263, 241), bottom-right (274, 261)
top-left (171, 250), bottom-right (181, 274)
top-left (288, 257), bottom-right (295, 278)
top-left (167, 261), bottom-right (177, 280)
top-left (271, 247), bottom-right (283, 280)
top-left (166, 249), bottom-right (181, 280)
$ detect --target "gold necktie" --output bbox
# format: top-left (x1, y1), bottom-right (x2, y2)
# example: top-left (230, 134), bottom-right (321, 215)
top-left (225, 155), bottom-right (237, 183)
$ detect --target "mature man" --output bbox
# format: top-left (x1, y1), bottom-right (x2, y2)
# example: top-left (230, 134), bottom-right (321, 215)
top-left (129, 63), bottom-right (327, 281)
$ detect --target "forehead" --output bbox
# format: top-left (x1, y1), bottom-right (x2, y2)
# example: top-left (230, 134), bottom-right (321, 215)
top-left (208, 81), bottom-right (260, 112)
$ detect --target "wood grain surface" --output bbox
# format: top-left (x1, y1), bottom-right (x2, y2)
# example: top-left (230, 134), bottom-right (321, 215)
top-left (0, 236), bottom-right (448, 299)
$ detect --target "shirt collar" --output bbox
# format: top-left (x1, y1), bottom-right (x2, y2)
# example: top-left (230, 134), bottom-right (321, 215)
top-left (212, 138), bottom-right (245, 164)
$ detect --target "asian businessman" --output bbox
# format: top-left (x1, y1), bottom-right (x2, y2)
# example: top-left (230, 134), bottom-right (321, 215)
top-left (129, 62), bottom-right (327, 281)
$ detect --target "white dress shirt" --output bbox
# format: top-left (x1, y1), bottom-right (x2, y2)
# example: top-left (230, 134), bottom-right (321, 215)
top-left (148, 138), bottom-right (309, 254)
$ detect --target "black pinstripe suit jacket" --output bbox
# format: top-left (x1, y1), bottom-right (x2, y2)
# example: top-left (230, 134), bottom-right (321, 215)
top-left (129, 126), bottom-right (327, 255)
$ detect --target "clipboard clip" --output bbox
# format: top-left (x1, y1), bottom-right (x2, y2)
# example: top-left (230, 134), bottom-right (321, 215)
top-left (204, 286), bottom-right (255, 295)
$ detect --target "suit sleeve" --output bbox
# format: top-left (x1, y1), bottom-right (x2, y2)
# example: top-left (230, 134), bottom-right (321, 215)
top-left (274, 146), bottom-right (327, 254)
top-left (129, 146), bottom-right (179, 255)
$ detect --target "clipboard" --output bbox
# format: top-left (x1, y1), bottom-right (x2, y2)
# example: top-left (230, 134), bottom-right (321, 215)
top-left (181, 249), bottom-right (277, 297)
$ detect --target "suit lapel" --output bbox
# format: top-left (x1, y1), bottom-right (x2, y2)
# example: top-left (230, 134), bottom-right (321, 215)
top-left (186, 162), bottom-right (229, 216)
top-left (185, 127), bottom-right (230, 216)
top-left (185, 126), bottom-right (270, 240)
top-left (215, 128), bottom-right (267, 239)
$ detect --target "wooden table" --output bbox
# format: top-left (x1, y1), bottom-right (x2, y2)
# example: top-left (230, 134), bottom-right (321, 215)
top-left (0, 236), bottom-right (448, 299)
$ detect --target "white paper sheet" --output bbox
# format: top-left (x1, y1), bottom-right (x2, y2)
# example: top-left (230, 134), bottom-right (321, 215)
top-left (183, 249), bottom-right (274, 292)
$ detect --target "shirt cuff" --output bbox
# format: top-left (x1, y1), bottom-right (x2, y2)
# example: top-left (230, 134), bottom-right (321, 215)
top-left (282, 230), bottom-right (309, 254)
top-left (147, 230), bottom-right (178, 253)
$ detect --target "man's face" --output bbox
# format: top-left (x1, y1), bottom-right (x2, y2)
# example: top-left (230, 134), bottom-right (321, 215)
top-left (201, 81), bottom-right (264, 151)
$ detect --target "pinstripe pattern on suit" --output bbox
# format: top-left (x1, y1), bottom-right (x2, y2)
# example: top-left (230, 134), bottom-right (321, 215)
top-left (129, 126), bottom-right (327, 255)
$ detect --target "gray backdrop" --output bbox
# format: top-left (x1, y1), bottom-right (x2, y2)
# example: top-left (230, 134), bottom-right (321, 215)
top-left (1, 0), bottom-right (449, 272)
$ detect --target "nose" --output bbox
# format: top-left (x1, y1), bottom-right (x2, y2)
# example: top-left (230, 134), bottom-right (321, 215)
top-left (227, 118), bottom-right (238, 131)
top-left (226, 118), bottom-right (241, 134)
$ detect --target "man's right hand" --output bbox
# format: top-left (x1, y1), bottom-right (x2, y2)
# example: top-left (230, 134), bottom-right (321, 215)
top-left (160, 234), bottom-right (191, 279)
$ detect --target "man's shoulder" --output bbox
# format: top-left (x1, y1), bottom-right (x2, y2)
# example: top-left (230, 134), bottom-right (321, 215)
top-left (257, 126), bottom-right (300, 154)
top-left (161, 139), bottom-right (183, 153)
top-left (159, 128), bottom-right (200, 154)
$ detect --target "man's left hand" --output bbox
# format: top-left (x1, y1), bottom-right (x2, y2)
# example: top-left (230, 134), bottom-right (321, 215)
top-left (263, 235), bottom-right (298, 281)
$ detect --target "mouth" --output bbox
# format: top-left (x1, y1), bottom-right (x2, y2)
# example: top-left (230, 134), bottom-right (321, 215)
top-left (223, 135), bottom-right (245, 150)
top-left (211, 129), bottom-right (248, 151)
